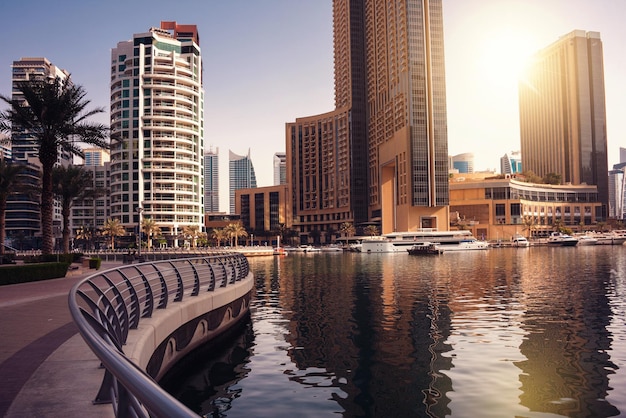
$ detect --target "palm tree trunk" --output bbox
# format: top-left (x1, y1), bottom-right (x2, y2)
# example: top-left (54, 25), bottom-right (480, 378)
top-left (61, 204), bottom-right (71, 253)
top-left (0, 197), bottom-right (6, 256)
top-left (40, 162), bottom-right (55, 254)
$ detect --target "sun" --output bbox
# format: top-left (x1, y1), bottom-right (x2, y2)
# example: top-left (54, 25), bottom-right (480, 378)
top-left (476, 28), bottom-right (538, 91)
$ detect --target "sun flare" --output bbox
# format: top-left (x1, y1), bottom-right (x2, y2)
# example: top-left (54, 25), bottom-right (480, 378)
top-left (476, 29), bottom-right (538, 90)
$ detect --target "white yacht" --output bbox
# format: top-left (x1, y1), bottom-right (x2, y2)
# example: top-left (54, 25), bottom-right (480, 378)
top-left (546, 232), bottom-right (579, 246)
top-left (511, 235), bottom-right (530, 247)
top-left (594, 231), bottom-right (626, 245)
top-left (361, 229), bottom-right (475, 253)
top-left (575, 234), bottom-right (598, 246)
top-left (435, 238), bottom-right (490, 252)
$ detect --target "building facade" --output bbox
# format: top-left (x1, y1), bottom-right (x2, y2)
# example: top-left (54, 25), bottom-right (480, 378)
top-left (287, 0), bottom-right (449, 238)
top-left (83, 148), bottom-right (110, 167)
top-left (229, 149), bottom-right (257, 214)
top-left (70, 159), bottom-right (112, 250)
top-left (449, 175), bottom-right (603, 241)
top-left (109, 22), bottom-right (204, 247)
top-left (235, 184), bottom-right (292, 243)
top-left (204, 147), bottom-right (219, 213)
top-left (519, 30), bottom-right (609, 218)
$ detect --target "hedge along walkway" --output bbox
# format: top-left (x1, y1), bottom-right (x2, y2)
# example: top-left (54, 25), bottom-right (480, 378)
top-left (0, 262), bottom-right (70, 286)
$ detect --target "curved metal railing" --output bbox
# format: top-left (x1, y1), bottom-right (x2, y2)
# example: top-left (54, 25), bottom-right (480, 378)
top-left (68, 253), bottom-right (250, 418)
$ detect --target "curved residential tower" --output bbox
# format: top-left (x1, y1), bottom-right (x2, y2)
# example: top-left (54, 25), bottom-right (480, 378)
top-left (110, 21), bottom-right (204, 247)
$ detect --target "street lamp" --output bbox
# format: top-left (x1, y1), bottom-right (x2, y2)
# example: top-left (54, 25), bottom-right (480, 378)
top-left (136, 206), bottom-right (144, 258)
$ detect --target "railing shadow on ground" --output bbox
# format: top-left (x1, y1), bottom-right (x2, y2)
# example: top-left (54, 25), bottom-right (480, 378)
top-left (68, 253), bottom-right (250, 418)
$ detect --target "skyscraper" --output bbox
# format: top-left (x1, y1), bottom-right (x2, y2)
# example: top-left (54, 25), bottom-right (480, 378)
top-left (608, 163), bottom-right (625, 220)
top-left (204, 147), bottom-right (219, 213)
top-left (110, 22), bottom-right (204, 247)
top-left (229, 149), bottom-right (257, 214)
top-left (287, 0), bottom-right (449, 236)
top-left (273, 152), bottom-right (286, 186)
top-left (501, 151), bottom-right (522, 175)
top-left (450, 153), bottom-right (475, 174)
top-left (519, 30), bottom-right (609, 218)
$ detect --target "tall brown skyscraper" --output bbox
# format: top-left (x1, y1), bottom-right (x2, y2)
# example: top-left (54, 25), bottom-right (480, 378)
top-left (287, 0), bottom-right (449, 239)
top-left (519, 30), bottom-right (609, 218)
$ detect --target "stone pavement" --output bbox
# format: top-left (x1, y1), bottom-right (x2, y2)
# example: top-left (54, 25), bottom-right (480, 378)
top-left (0, 261), bottom-right (122, 418)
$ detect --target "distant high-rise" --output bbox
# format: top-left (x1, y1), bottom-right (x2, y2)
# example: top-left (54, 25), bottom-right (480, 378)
top-left (273, 152), bottom-right (286, 186)
top-left (204, 148), bottom-right (219, 213)
top-left (7, 57), bottom-right (71, 248)
top-left (519, 30), bottom-right (609, 218)
top-left (83, 148), bottom-right (110, 167)
top-left (501, 151), bottom-right (522, 175)
top-left (287, 0), bottom-right (449, 237)
top-left (620, 147), bottom-right (626, 164)
top-left (10, 58), bottom-right (71, 163)
top-left (229, 149), bottom-right (257, 214)
top-left (608, 162), bottom-right (626, 220)
top-left (450, 153), bottom-right (474, 174)
top-left (110, 22), bottom-right (204, 247)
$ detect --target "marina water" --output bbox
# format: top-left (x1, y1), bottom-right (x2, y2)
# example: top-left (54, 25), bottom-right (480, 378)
top-left (162, 246), bottom-right (626, 417)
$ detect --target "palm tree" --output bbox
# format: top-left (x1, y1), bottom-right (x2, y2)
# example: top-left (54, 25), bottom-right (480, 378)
top-left (363, 225), bottom-right (380, 237)
top-left (0, 160), bottom-right (27, 255)
top-left (340, 222), bottom-right (356, 238)
top-left (101, 218), bottom-right (125, 250)
top-left (182, 224), bottom-right (201, 248)
top-left (141, 218), bottom-right (161, 251)
top-left (225, 222), bottom-right (248, 247)
top-left (52, 165), bottom-right (95, 253)
top-left (0, 77), bottom-right (109, 254)
top-left (75, 225), bottom-right (94, 251)
top-left (210, 228), bottom-right (228, 247)
top-left (522, 216), bottom-right (536, 239)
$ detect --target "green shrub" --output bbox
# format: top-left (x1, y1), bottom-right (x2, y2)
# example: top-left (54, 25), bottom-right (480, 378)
top-left (0, 262), bottom-right (70, 286)
top-left (23, 253), bottom-right (79, 264)
top-left (89, 257), bottom-right (102, 270)
top-left (0, 253), bottom-right (16, 264)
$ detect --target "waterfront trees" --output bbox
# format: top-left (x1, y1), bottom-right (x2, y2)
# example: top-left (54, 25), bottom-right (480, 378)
top-left (0, 77), bottom-right (109, 254)
top-left (141, 218), bottom-right (161, 251)
top-left (210, 228), bottom-right (228, 247)
top-left (340, 222), bottom-right (355, 238)
top-left (182, 225), bottom-right (200, 248)
top-left (52, 165), bottom-right (94, 253)
top-left (225, 222), bottom-right (248, 247)
top-left (102, 218), bottom-right (125, 250)
top-left (363, 225), bottom-right (380, 236)
top-left (0, 160), bottom-right (27, 256)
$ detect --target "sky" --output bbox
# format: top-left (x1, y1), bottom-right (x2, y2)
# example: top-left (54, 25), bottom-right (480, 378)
top-left (1, 0), bottom-right (625, 213)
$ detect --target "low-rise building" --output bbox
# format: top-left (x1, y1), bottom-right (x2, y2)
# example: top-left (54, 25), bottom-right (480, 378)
top-left (450, 174), bottom-right (603, 241)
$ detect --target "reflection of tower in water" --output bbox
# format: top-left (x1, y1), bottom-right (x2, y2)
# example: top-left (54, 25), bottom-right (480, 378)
top-left (514, 249), bottom-right (619, 417)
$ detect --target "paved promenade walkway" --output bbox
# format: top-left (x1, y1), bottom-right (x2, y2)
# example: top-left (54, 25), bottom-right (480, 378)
top-left (0, 262), bottom-right (122, 417)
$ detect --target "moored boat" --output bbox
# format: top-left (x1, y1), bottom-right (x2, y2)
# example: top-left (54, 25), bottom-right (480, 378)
top-left (511, 235), bottom-right (530, 247)
top-left (594, 231), bottom-right (626, 245)
top-left (547, 232), bottom-right (579, 246)
top-left (435, 238), bottom-right (490, 252)
top-left (407, 242), bottom-right (442, 255)
top-left (361, 229), bottom-right (475, 253)
top-left (575, 234), bottom-right (598, 246)
top-left (320, 245), bottom-right (344, 252)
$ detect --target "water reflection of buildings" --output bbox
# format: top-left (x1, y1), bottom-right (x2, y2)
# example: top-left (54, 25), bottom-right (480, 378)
top-left (515, 249), bottom-right (619, 417)
top-left (276, 254), bottom-right (455, 416)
